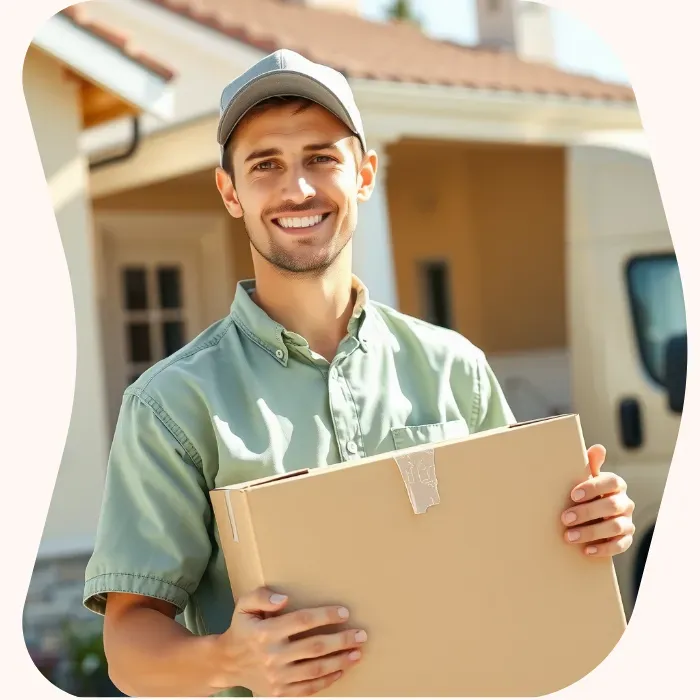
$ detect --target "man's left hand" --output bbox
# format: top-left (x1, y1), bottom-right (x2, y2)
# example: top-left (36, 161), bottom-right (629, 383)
top-left (561, 445), bottom-right (635, 557)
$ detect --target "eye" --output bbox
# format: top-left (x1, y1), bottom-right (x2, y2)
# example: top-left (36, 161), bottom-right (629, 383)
top-left (252, 161), bottom-right (276, 172)
top-left (311, 155), bottom-right (336, 164)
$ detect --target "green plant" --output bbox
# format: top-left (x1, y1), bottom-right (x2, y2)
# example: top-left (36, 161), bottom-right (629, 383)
top-left (385, 0), bottom-right (422, 26)
top-left (61, 622), bottom-right (122, 696)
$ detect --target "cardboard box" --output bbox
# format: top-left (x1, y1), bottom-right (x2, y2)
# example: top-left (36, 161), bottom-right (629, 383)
top-left (210, 415), bottom-right (626, 697)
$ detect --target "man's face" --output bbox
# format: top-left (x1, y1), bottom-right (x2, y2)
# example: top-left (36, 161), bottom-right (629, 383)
top-left (216, 102), bottom-right (376, 276)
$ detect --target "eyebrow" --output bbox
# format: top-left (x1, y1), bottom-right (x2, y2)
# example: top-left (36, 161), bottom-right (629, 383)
top-left (244, 148), bottom-right (281, 164)
top-left (243, 142), bottom-right (341, 163)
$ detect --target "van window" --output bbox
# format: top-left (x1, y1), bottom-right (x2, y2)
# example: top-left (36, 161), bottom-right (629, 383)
top-left (626, 254), bottom-right (686, 386)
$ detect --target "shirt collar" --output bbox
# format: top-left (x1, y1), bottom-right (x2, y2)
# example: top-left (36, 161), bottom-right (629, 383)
top-left (229, 276), bottom-right (372, 365)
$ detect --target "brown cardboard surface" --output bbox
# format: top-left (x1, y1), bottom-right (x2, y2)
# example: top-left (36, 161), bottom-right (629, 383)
top-left (210, 414), bottom-right (627, 697)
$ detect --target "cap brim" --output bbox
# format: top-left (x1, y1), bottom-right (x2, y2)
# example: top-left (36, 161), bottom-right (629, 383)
top-left (217, 70), bottom-right (362, 151)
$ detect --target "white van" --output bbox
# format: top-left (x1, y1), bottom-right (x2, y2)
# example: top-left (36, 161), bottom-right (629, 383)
top-left (491, 139), bottom-right (685, 619)
top-left (571, 142), bottom-right (684, 618)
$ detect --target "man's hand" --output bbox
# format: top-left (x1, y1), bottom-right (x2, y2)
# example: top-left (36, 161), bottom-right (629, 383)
top-left (561, 444), bottom-right (635, 557)
top-left (211, 587), bottom-right (366, 697)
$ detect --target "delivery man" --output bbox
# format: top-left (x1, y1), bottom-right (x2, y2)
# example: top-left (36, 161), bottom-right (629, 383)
top-left (84, 50), bottom-right (636, 698)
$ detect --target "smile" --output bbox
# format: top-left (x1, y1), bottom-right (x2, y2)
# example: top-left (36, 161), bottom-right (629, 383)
top-left (273, 213), bottom-right (332, 232)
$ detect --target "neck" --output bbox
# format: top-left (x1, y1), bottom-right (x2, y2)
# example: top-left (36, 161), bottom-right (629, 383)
top-left (251, 253), bottom-right (356, 362)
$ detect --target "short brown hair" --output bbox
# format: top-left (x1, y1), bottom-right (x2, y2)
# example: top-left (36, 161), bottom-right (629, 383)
top-left (221, 95), bottom-right (363, 180)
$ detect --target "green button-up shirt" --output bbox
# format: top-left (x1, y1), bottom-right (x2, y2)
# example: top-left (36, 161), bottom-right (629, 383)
top-left (84, 277), bottom-right (514, 695)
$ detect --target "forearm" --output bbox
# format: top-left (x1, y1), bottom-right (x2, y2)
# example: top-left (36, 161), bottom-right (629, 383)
top-left (104, 605), bottom-right (232, 697)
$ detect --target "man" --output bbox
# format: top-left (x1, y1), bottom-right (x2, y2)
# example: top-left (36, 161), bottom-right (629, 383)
top-left (84, 50), bottom-right (635, 698)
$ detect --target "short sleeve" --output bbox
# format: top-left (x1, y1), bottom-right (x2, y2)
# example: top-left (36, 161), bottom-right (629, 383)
top-left (474, 354), bottom-right (516, 432)
top-left (83, 391), bottom-right (213, 616)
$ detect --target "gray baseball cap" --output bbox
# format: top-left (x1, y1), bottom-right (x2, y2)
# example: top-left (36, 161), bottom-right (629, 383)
top-left (217, 49), bottom-right (366, 165)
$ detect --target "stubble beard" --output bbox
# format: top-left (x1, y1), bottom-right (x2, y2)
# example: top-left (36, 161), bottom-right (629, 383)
top-left (243, 209), bottom-right (353, 277)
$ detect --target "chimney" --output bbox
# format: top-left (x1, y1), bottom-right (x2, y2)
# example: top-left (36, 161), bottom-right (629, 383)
top-left (475, 0), bottom-right (555, 64)
top-left (516, 1), bottom-right (556, 64)
top-left (284, 0), bottom-right (360, 13)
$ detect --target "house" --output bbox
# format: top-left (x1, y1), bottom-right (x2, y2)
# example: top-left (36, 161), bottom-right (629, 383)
top-left (21, 6), bottom-right (174, 681)
top-left (25, 0), bottom-right (665, 687)
top-left (75, 0), bottom-right (646, 415)
top-left (77, 0), bottom-right (649, 429)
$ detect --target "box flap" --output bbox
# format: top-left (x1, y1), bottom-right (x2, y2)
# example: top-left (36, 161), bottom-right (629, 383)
top-left (213, 469), bottom-right (310, 493)
top-left (212, 415), bottom-right (581, 496)
top-left (508, 413), bottom-right (577, 429)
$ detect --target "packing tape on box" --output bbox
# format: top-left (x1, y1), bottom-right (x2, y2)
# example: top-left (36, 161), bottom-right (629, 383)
top-left (394, 449), bottom-right (440, 515)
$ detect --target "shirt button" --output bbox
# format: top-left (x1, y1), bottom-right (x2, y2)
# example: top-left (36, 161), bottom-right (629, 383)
top-left (329, 367), bottom-right (338, 380)
top-left (347, 440), bottom-right (358, 454)
top-left (275, 349), bottom-right (284, 359)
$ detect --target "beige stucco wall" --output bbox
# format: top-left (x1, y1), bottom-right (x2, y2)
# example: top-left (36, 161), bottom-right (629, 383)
top-left (23, 47), bottom-right (110, 555)
top-left (387, 140), bottom-right (566, 354)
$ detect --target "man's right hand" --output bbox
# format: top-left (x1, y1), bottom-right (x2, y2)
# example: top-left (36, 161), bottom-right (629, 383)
top-left (211, 586), bottom-right (367, 696)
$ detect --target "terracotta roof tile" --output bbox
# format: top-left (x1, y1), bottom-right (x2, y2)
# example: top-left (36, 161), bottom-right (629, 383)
top-left (147, 0), bottom-right (634, 102)
top-left (60, 5), bottom-right (176, 81)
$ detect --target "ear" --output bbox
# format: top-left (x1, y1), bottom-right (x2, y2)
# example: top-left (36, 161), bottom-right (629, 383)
top-left (215, 166), bottom-right (244, 218)
top-left (356, 149), bottom-right (378, 203)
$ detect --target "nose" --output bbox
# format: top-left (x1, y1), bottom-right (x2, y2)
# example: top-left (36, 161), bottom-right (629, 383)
top-left (282, 167), bottom-right (316, 204)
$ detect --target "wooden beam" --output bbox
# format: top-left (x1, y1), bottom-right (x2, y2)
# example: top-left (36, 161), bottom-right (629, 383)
top-left (57, 63), bottom-right (137, 129)
top-left (80, 78), bottom-right (137, 128)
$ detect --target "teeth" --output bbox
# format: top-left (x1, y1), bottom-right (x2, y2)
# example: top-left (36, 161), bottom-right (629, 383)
top-left (278, 214), bottom-right (324, 229)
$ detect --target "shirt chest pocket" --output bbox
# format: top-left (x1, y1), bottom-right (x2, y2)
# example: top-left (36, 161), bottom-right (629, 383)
top-left (390, 418), bottom-right (470, 451)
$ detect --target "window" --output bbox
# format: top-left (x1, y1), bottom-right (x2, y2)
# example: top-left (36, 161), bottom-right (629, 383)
top-left (120, 264), bottom-right (187, 388)
top-left (421, 260), bottom-right (453, 329)
top-left (626, 254), bottom-right (686, 386)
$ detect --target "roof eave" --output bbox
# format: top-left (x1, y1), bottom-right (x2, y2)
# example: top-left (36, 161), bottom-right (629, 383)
top-left (347, 78), bottom-right (642, 147)
top-left (351, 78), bottom-right (641, 133)
top-left (31, 12), bottom-right (175, 122)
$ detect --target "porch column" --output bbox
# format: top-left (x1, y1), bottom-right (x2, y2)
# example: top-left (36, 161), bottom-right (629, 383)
top-left (352, 139), bottom-right (399, 309)
top-left (24, 53), bottom-right (111, 557)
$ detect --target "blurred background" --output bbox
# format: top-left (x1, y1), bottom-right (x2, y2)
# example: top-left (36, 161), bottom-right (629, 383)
top-left (23, 0), bottom-right (684, 694)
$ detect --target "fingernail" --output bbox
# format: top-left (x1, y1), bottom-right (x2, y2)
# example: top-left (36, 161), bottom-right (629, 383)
top-left (355, 630), bottom-right (368, 643)
top-left (270, 594), bottom-right (287, 604)
top-left (563, 512), bottom-right (577, 525)
top-left (338, 607), bottom-right (350, 619)
top-left (567, 530), bottom-right (580, 542)
top-left (349, 650), bottom-right (362, 661)
top-left (586, 546), bottom-right (598, 555)
top-left (572, 489), bottom-right (586, 502)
